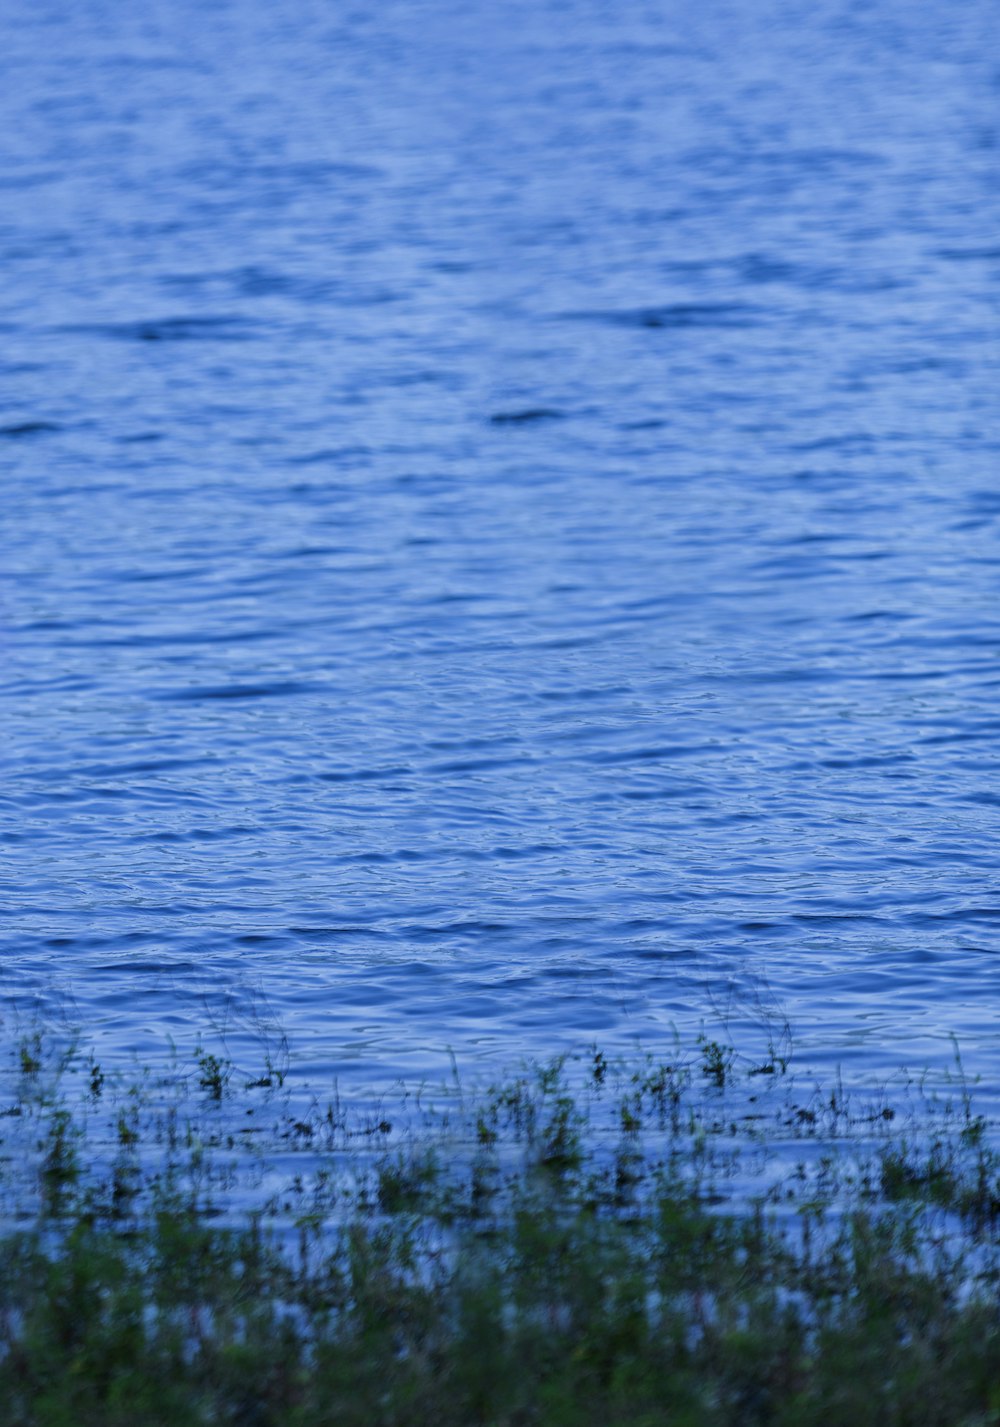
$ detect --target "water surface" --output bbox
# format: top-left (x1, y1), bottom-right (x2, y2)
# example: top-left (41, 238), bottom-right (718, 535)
top-left (2, 0), bottom-right (999, 1095)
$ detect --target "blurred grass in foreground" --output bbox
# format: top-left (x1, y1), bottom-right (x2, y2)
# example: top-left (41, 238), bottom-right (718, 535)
top-left (1, 1028), bottom-right (999, 1425)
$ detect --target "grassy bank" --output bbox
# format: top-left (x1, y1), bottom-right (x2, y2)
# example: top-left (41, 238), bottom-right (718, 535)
top-left (1, 1032), bottom-right (999, 1425)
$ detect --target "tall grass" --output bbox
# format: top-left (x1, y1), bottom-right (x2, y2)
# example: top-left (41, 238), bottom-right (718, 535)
top-left (0, 1028), bottom-right (998, 1424)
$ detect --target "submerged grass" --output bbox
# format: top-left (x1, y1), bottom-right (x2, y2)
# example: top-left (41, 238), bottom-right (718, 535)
top-left (1, 1030), bottom-right (1000, 1424)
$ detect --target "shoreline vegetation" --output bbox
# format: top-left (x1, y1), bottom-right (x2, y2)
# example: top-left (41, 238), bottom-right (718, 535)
top-left (1, 1027), bottom-right (999, 1424)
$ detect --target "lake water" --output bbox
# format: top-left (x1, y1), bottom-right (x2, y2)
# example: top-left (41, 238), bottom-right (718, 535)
top-left (2, 0), bottom-right (999, 1101)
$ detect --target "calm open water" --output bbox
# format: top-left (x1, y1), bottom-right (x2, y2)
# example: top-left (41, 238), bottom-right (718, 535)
top-left (2, 0), bottom-right (999, 1097)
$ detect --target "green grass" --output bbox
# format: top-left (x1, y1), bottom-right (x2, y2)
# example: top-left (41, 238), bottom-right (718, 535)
top-left (0, 1031), bottom-right (999, 1425)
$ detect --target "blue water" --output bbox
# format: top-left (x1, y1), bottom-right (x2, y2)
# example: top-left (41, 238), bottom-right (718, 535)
top-left (2, 0), bottom-right (998, 1095)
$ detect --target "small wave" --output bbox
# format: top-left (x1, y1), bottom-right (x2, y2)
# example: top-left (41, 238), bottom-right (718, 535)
top-left (316, 766), bottom-right (410, 784)
top-left (155, 680), bottom-right (321, 701)
top-left (489, 408), bottom-right (564, 425)
top-left (934, 246), bottom-right (1000, 262)
top-left (559, 302), bottom-right (759, 329)
top-left (58, 315), bottom-right (257, 342)
top-left (0, 420), bottom-right (61, 437)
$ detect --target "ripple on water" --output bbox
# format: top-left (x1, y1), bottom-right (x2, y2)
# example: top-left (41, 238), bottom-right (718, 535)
top-left (1, 0), bottom-right (999, 1099)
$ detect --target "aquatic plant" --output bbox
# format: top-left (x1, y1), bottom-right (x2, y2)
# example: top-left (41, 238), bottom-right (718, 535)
top-left (0, 1032), bottom-right (998, 1424)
